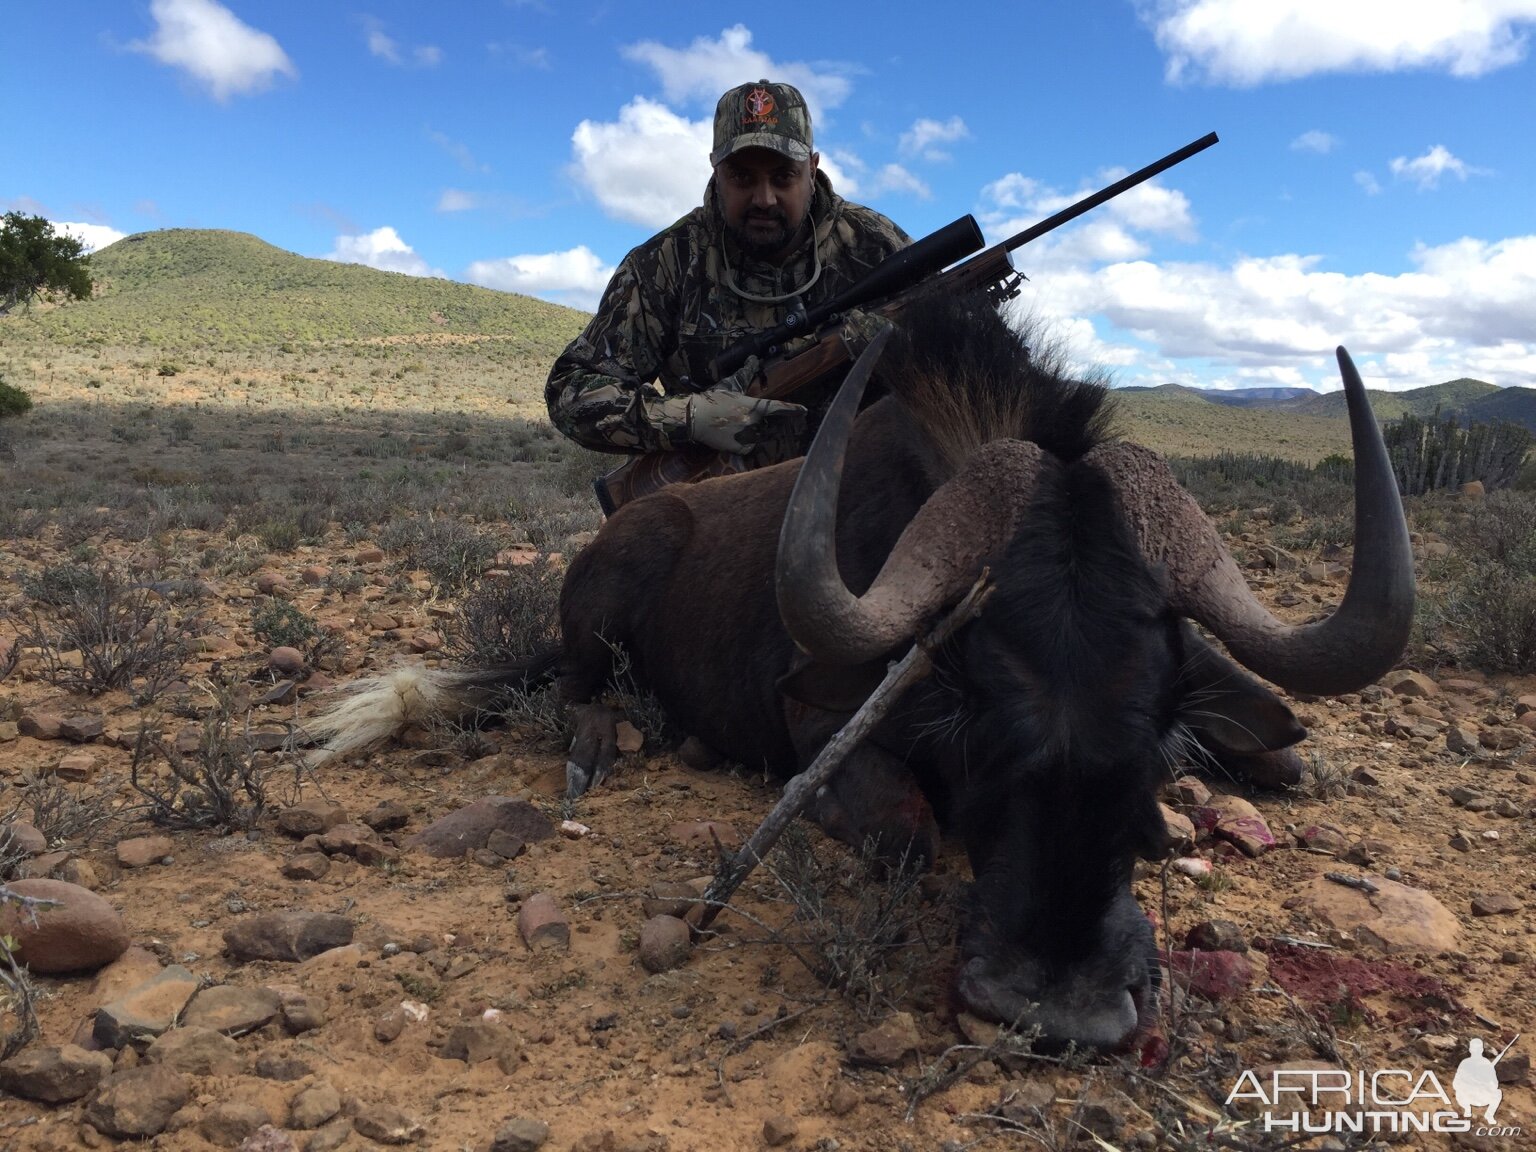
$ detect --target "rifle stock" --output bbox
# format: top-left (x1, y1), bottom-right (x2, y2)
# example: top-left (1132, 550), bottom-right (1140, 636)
top-left (593, 132), bottom-right (1219, 514)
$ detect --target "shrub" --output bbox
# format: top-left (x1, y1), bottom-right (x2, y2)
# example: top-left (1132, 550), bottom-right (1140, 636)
top-left (378, 515), bottom-right (502, 594)
top-left (450, 555), bottom-right (563, 665)
top-left (253, 598), bottom-right (320, 649)
top-left (0, 377), bottom-right (33, 420)
top-left (129, 683), bottom-right (275, 830)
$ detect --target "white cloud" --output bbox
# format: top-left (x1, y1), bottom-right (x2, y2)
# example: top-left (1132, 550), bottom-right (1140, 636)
top-left (863, 165), bottom-right (931, 200)
top-left (620, 25), bottom-right (852, 120)
top-left (487, 41), bottom-right (551, 69)
top-left (366, 20), bottom-right (442, 67)
top-left (979, 171), bottom-right (1195, 246)
top-left (324, 227), bottom-right (444, 278)
top-left (436, 189), bottom-right (477, 212)
top-left (1389, 144), bottom-right (1479, 189)
top-left (429, 130), bottom-right (490, 174)
top-left (466, 246), bottom-right (614, 311)
top-left (898, 116), bottom-right (970, 162)
top-left (1354, 170), bottom-right (1383, 195)
top-left (132, 0), bottom-right (296, 101)
top-left (1142, 0), bottom-right (1536, 85)
top-left (52, 221), bottom-right (128, 253)
top-left (1290, 130), bottom-right (1339, 154)
top-left (570, 98), bottom-right (712, 229)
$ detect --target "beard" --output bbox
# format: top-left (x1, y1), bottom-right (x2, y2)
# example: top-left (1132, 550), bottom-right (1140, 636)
top-left (727, 208), bottom-right (802, 260)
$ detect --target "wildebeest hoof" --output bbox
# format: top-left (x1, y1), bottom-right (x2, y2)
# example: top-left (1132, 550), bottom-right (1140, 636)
top-left (567, 703), bottom-right (620, 799)
top-left (565, 760), bottom-right (591, 799)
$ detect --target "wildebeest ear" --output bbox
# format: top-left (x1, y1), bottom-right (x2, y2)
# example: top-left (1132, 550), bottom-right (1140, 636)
top-left (777, 660), bottom-right (887, 712)
top-left (1178, 624), bottom-right (1307, 754)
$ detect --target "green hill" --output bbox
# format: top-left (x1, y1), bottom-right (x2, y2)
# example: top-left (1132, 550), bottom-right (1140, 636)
top-left (1, 228), bottom-right (588, 352)
top-left (1287, 377), bottom-right (1501, 420)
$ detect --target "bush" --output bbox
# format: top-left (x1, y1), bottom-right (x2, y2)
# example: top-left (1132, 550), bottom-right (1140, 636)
top-left (378, 515), bottom-right (502, 594)
top-left (252, 598), bottom-right (320, 649)
top-left (0, 378), bottom-right (32, 420)
top-left (129, 683), bottom-right (275, 830)
top-left (450, 555), bottom-right (563, 665)
top-left (1420, 490), bottom-right (1536, 672)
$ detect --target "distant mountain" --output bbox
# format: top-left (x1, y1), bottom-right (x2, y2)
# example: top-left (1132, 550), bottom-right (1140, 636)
top-left (1196, 387), bottom-right (1318, 408)
top-left (2, 228), bottom-right (587, 352)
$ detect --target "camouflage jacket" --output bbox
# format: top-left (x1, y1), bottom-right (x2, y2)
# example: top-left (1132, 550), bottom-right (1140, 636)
top-left (546, 172), bottom-right (910, 454)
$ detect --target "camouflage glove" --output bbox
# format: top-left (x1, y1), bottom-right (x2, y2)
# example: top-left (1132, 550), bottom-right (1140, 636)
top-left (715, 353), bottom-right (763, 394)
top-left (683, 389), bottom-right (807, 454)
top-left (838, 309), bottom-right (897, 359)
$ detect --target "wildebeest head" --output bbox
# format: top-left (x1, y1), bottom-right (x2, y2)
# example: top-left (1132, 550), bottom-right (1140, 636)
top-left (776, 301), bottom-right (1413, 1051)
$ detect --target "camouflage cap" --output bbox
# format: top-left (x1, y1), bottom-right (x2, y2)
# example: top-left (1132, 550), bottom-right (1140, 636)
top-left (710, 80), bottom-right (813, 167)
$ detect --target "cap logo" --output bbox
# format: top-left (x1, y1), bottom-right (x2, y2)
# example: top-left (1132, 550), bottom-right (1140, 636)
top-left (742, 86), bottom-right (777, 126)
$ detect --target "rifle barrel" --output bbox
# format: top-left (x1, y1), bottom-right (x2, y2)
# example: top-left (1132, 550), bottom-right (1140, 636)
top-left (1002, 132), bottom-right (1219, 254)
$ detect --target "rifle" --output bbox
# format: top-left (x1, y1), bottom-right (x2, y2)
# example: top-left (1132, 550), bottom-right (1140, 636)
top-left (594, 131), bottom-right (1219, 515)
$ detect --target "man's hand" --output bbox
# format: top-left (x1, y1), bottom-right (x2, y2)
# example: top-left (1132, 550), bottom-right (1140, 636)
top-left (838, 309), bottom-right (896, 359)
top-left (715, 353), bottom-right (763, 393)
top-left (685, 390), bottom-right (806, 454)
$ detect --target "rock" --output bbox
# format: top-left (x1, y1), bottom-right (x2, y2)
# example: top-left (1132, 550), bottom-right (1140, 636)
top-left (1172, 856), bottom-right (1212, 878)
top-left (1480, 726), bottom-right (1527, 751)
top-left (55, 749), bottom-right (97, 780)
top-left (282, 853), bottom-right (331, 881)
top-left (1385, 671), bottom-right (1438, 697)
top-left (0, 819), bottom-right (47, 857)
top-left (1471, 892), bottom-right (1522, 916)
top-left (442, 1019), bottom-right (521, 1071)
top-left (0, 878), bottom-right (130, 973)
top-left (83, 1065), bottom-right (191, 1139)
top-left (487, 829), bottom-right (527, 859)
top-left (277, 801), bottom-right (347, 837)
top-left (94, 965), bottom-right (201, 1049)
top-left (353, 1105), bottom-right (426, 1145)
top-left (224, 911), bottom-right (354, 962)
top-left (1168, 776), bottom-right (1212, 806)
top-left (638, 915), bottom-right (692, 973)
top-left (1294, 823), bottom-right (1350, 853)
top-left (1284, 875), bottom-right (1461, 955)
top-left (355, 547), bottom-right (385, 564)
top-left (306, 1117), bottom-right (353, 1152)
top-left (272, 986), bottom-right (326, 1034)
top-left (317, 822), bottom-right (376, 857)
top-left (517, 894), bottom-right (570, 951)
top-left (91, 945), bottom-right (165, 1003)
top-left (407, 630), bottom-right (442, 653)
top-left (360, 801), bottom-right (411, 832)
top-left (1159, 803), bottom-right (1196, 848)
top-left (182, 985), bottom-right (281, 1035)
top-left (254, 1052), bottom-right (313, 1081)
top-left (202, 1102), bottom-right (274, 1147)
top-left (269, 647), bottom-right (306, 676)
top-left (1446, 725), bottom-right (1481, 755)
top-left (827, 1080), bottom-right (861, 1116)
top-left (239, 1126), bottom-right (299, 1152)
top-left (0, 1044), bottom-right (113, 1102)
top-left (144, 1026), bottom-right (242, 1075)
top-left (289, 1081), bottom-right (343, 1129)
top-left (116, 835), bottom-right (174, 868)
top-left (60, 714), bottom-right (106, 743)
top-left (847, 1012), bottom-right (921, 1067)
top-left (641, 881), bottom-right (705, 921)
top-left (1184, 919), bottom-right (1248, 953)
top-left (1163, 949), bottom-right (1260, 1002)
top-left (1200, 795), bottom-right (1277, 857)
top-left (763, 1114), bottom-right (799, 1146)
top-left (18, 711), bottom-right (63, 740)
top-left (491, 1117), bottom-right (551, 1152)
top-left (409, 797), bottom-right (555, 858)
top-left (614, 721), bottom-right (644, 754)
top-left (374, 1006), bottom-right (409, 1043)
top-left (1341, 839), bottom-right (1391, 866)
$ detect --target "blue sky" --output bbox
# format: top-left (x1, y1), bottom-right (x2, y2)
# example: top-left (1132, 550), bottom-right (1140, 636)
top-left (6, 1), bottom-right (1535, 392)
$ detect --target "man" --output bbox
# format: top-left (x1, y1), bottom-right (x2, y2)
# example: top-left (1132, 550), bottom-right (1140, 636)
top-left (546, 80), bottom-right (910, 462)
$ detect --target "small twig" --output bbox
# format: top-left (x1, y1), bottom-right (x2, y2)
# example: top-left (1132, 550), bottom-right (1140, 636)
top-left (1268, 934), bottom-right (1335, 950)
top-left (697, 573), bottom-right (993, 931)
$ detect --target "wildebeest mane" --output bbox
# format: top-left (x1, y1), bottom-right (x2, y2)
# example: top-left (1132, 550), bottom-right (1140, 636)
top-left (878, 298), bottom-right (1118, 476)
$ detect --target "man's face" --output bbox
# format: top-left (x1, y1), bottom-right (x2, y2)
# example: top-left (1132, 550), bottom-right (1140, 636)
top-left (715, 147), bottom-right (819, 263)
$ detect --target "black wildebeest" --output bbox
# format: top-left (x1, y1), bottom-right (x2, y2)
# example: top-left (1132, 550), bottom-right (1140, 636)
top-left (310, 298), bottom-right (1413, 1052)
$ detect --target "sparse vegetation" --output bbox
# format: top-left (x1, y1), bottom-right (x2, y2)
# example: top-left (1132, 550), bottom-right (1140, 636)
top-left (1384, 408), bottom-right (1533, 495)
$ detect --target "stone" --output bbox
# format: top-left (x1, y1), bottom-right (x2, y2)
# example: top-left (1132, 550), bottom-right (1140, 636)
top-left (1159, 803), bottom-right (1196, 848)
top-left (638, 915), bottom-right (692, 973)
top-left (1184, 919), bottom-right (1248, 953)
top-left (1480, 726), bottom-right (1527, 751)
top-left (442, 1019), bottom-right (521, 1070)
top-left (1446, 725), bottom-right (1481, 755)
top-left (306, 1118), bottom-right (352, 1152)
top-left (317, 822), bottom-right (376, 856)
top-left (847, 1011), bottom-right (921, 1067)
top-left (1294, 824), bottom-right (1350, 854)
top-left (374, 1006), bottom-right (409, 1043)
top-left (491, 1117), bottom-right (551, 1152)
top-left (1385, 671), bottom-right (1438, 697)
top-left (269, 647), bottom-right (306, 676)
top-left (59, 714), bottom-right (106, 743)
top-left (289, 1081), bottom-right (343, 1129)
top-left (254, 1052), bottom-right (313, 1081)
top-left (1169, 776), bottom-right (1212, 806)
top-left (1200, 795), bottom-right (1277, 857)
top-left (353, 1105), bottom-right (426, 1145)
top-left (91, 945), bottom-right (165, 1003)
top-left (239, 1126), bottom-right (299, 1152)
top-left (641, 881), bottom-right (705, 921)
top-left (202, 1102), bottom-right (274, 1147)
top-left (0, 1044), bottom-right (113, 1102)
top-left (94, 965), bottom-right (201, 1049)
top-left (1471, 892), bottom-right (1522, 916)
top-left (56, 749), bottom-right (98, 780)
top-left (182, 985), bottom-right (281, 1035)
top-left (676, 736), bottom-right (724, 770)
top-left (282, 853), bottom-right (331, 881)
top-left (408, 796), bottom-right (555, 858)
top-left (0, 879), bottom-right (129, 974)
top-left (517, 893), bottom-right (570, 951)
top-left (224, 911), bottom-right (354, 962)
top-left (1284, 875), bottom-right (1461, 955)
top-left (277, 988), bottom-right (326, 1035)
top-left (0, 819), bottom-right (47, 857)
top-left (615, 720), bottom-right (644, 754)
top-left (83, 1065), bottom-right (191, 1139)
top-left (360, 800), bottom-right (411, 832)
top-left (18, 711), bottom-right (63, 740)
top-left (487, 829), bottom-right (527, 859)
top-left (1341, 839), bottom-right (1391, 866)
top-left (144, 1026), bottom-right (242, 1075)
top-left (277, 801), bottom-right (347, 837)
top-left (1459, 480), bottom-right (1486, 498)
top-left (763, 1114), bottom-right (799, 1146)
top-left (116, 835), bottom-right (174, 868)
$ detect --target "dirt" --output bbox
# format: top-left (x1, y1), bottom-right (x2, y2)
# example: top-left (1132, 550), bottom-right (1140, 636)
top-left (3, 522), bottom-right (1536, 1151)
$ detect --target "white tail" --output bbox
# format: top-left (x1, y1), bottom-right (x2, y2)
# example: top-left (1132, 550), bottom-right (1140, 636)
top-left (304, 666), bottom-right (462, 767)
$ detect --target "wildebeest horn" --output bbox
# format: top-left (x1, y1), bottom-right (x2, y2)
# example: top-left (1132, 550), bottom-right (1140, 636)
top-left (777, 327), bottom-right (1047, 664)
top-left (1090, 347), bottom-right (1414, 696)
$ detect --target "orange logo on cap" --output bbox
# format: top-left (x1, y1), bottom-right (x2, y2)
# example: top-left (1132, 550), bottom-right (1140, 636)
top-left (742, 87), bottom-right (777, 125)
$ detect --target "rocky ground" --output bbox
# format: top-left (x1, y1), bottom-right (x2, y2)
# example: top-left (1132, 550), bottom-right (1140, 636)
top-left (2, 521), bottom-right (1535, 1152)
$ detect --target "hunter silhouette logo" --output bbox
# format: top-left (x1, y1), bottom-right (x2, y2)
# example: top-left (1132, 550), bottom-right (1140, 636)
top-left (743, 87), bottom-right (776, 125)
top-left (1226, 1034), bottom-right (1523, 1137)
